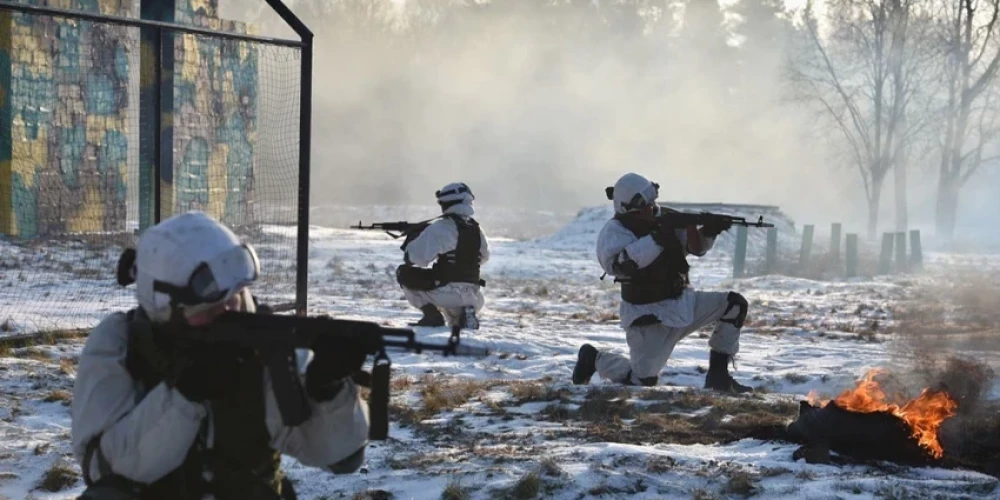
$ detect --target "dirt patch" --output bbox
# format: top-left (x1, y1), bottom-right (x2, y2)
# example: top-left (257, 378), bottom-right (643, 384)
top-left (549, 387), bottom-right (797, 446)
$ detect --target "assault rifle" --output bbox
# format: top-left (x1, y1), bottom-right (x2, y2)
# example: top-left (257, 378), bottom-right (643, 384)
top-left (183, 310), bottom-right (489, 440)
top-left (350, 216), bottom-right (442, 240)
top-left (656, 208), bottom-right (775, 230)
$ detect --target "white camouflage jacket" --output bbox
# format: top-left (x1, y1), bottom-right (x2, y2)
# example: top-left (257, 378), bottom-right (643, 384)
top-left (404, 203), bottom-right (490, 268)
top-left (596, 218), bottom-right (717, 329)
top-left (70, 289), bottom-right (370, 486)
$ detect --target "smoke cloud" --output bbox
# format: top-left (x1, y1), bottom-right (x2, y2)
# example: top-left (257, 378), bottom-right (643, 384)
top-left (224, 0), bottom-right (997, 239)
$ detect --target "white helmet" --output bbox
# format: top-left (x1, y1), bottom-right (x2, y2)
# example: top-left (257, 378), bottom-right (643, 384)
top-left (607, 173), bottom-right (659, 214)
top-left (131, 211), bottom-right (260, 323)
top-left (436, 182), bottom-right (475, 210)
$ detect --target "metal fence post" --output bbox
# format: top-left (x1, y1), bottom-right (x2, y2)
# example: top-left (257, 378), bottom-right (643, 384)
top-left (733, 225), bottom-right (748, 278)
top-left (265, 0), bottom-right (314, 316)
top-left (140, 0), bottom-right (175, 227)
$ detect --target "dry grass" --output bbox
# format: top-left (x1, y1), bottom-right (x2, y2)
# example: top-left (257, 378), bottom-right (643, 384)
top-left (723, 470), bottom-right (760, 497)
top-left (352, 489), bottom-right (394, 500)
top-left (58, 358), bottom-right (76, 376)
top-left (441, 480), bottom-right (472, 500)
top-left (646, 455), bottom-right (677, 473)
top-left (692, 488), bottom-right (719, 500)
top-left (565, 387), bottom-right (797, 446)
top-left (0, 329), bottom-right (88, 353)
top-left (420, 377), bottom-right (501, 416)
top-left (497, 471), bottom-right (541, 500)
top-left (36, 460), bottom-right (79, 492)
top-left (391, 375), bottom-right (416, 391)
top-left (509, 381), bottom-right (571, 405)
top-left (537, 456), bottom-right (563, 477)
top-left (14, 349), bottom-right (52, 362)
top-left (43, 390), bottom-right (72, 404)
top-left (597, 311), bottom-right (620, 322)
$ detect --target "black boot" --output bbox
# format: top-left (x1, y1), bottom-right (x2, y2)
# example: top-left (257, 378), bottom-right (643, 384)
top-left (572, 344), bottom-right (598, 385)
top-left (412, 305), bottom-right (445, 327)
top-left (704, 350), bottom-right (753, 394)
top-left (459, 306), bottom-right (480, 330)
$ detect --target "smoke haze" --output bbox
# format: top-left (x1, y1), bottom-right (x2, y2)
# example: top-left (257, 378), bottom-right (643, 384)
top-left (225, 0), bottom-right (999, 242)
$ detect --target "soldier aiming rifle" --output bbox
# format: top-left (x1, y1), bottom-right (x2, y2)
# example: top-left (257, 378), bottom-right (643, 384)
top-left (72, 211), bottom-right (487, 500)
top-left (573, 173), bottom-right (773, 394)
top-left (352, 182), bottom-right (490, 330)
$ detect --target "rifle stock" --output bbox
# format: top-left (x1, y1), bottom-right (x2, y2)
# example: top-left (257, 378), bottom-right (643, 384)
top-left (192, 311), bottom-right (488, 439)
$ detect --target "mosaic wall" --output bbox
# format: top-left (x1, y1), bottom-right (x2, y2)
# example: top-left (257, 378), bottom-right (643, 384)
top-left (0, 0), bottom-right (132, 238)
top-left (0, 0), bottom-right (258, 238)
top-left (172, 0), bottom-right (258, 227)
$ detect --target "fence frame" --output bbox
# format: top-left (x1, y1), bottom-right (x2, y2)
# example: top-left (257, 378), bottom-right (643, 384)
top-left (0, 0), bottom-right (314, 316)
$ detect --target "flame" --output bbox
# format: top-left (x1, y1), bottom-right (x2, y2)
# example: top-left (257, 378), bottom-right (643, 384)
top-left (808, 369), bottom-right (958, 458)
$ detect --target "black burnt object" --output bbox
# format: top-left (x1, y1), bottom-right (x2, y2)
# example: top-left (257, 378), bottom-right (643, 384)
top-left (786, 400), bottom-right (940, 466)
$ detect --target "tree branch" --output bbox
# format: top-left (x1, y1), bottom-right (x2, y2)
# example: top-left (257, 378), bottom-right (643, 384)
top-left (804, 3), bottom-right (874, 156)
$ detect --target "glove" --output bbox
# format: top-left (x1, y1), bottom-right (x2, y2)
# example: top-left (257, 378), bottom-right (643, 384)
top-left (170, 344), bottom-right (244, 403)
top-left (305, 319), bottom-right (370, 401)
top-left (701, 218), bottom-right (733, 238)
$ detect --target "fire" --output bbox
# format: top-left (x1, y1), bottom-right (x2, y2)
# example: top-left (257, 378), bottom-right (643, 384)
top-left (807, 369), bottom-right (959, 458)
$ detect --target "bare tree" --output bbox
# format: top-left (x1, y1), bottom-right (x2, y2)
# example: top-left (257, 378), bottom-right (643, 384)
top-left (790, 0), bottom-right (927, 239)
top-left (930, 0), bottom-right (1000, 240)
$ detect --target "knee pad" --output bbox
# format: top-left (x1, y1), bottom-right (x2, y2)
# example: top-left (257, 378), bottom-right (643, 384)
top-left (720, 292), bottom-right (748, 329)
top-left (638, 376), bottom-right (658, 387)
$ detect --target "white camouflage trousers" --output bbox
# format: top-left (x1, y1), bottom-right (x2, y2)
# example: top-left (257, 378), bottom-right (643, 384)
top-left (403, 282), bottom-right (485, 327)
top-left (595, 291), bottom-right (742, 386)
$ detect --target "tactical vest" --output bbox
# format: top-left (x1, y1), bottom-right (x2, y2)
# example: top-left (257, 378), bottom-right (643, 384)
top-left (120, 309), bottom-right (290, 500)
top-left (430, 214), bottom-right (483, 286)
top-left (614, 214), bottom-right (690, 305)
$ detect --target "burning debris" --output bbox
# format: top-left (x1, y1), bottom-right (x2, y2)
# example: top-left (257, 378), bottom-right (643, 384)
top-left (788, 368), bottom-right (959, 465)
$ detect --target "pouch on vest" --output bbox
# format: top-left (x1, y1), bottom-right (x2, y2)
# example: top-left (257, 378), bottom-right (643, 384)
top-left (395, 264), bottom-right (439, 291)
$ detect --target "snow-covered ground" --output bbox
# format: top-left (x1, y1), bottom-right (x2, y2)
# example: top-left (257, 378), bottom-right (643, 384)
top-left (2, 205), bottom-right (999, 499)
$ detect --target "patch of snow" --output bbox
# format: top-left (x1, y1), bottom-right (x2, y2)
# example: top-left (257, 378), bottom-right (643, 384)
top-left (1, 205), bottom-right (999, 499)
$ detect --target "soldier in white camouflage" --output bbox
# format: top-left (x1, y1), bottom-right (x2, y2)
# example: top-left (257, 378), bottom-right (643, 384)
top-left (71, 211), bottom-right (370, 500)
top-left (395, 182), bottom-right (491, 330)
top-left (572, 173), bottom-right (753, 394)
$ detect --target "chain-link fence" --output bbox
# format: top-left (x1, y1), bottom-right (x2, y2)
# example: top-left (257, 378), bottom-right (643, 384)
top-left (0, 0), bottom-right (311, 335)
